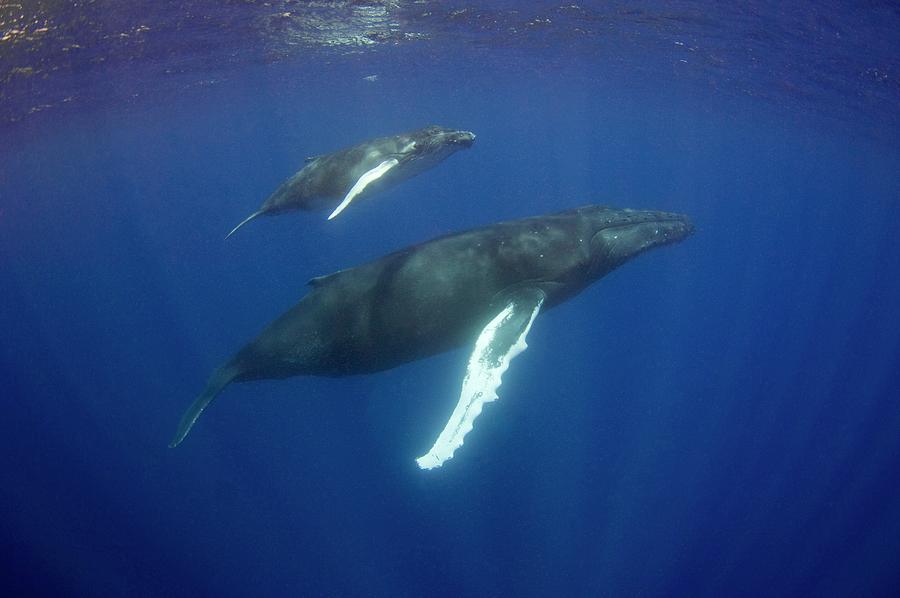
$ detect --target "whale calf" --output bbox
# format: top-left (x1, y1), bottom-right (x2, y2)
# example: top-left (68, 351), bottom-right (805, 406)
top-left (226, 125), bottom-right (476, 238)
top-left (174, 205), bottom-right (694, 467)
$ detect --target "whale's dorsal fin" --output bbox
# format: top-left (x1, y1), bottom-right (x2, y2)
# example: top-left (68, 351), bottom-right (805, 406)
top-left (327, 157), bottom-right (400, 221)
top-left (307, 271), bottom-right (343, 287)
top-left (416, 287), bottom-right (545, 470)
top-left (304, 154), bottom-right (321, 163)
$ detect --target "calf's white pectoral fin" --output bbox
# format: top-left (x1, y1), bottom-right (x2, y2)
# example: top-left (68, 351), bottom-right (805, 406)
top-left (328, 158), bottom-right (400, 220)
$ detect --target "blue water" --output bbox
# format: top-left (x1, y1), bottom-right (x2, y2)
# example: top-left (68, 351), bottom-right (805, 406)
top-left (2, 2), bottom-right (900, 596)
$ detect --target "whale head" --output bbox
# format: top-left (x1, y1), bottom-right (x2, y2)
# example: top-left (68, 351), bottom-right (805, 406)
top-left (583, 206), bottom-right (694, 277)
top-left (415, 125), bottom-right (476, 153)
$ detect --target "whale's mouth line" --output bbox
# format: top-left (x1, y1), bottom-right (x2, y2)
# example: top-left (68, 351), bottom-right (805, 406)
top-left (599, 215), bottom-right (693, 231)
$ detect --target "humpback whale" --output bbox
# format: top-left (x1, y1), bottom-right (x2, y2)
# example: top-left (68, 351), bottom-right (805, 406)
top-left (173, 205), bottom-right (694, 467)
top-left (225, 125), bottom-right (476, 238)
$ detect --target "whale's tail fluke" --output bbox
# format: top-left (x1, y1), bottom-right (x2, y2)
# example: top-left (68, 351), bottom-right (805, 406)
top-left (169, 363), bottom-right (240, 447)
top-left (225, 210), bottom-right (263, 239)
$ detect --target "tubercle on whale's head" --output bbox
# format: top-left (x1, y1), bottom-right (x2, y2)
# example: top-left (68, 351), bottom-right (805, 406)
top-left (581, 205), bottom-right (694, 275)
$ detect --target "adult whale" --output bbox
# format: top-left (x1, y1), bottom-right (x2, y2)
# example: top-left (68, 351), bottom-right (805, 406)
top-left (225, 125), bottom-right (476, 238)
top-left (173, 205), bottom-right (694, 467)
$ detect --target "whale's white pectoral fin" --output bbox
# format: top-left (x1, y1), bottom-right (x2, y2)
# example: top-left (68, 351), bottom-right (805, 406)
top-left (328, 158), bottom-right (400, 220)
top-left (416, 288), bottom-right (545, 470)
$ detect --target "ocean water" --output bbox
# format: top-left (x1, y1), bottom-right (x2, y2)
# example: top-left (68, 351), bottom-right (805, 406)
top-left (2, 2), bottom-right (900, 596)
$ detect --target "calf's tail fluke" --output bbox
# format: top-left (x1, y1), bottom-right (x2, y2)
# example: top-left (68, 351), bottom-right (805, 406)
top-left (225, 210), bottom-right (263, 239)
top-left (169, 364), bottom-right (240, 447)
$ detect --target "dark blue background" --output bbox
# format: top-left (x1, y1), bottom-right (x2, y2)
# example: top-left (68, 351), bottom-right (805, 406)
top-left (2, 9), bottom-right (900, 597)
